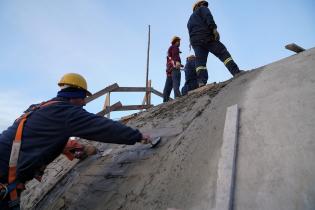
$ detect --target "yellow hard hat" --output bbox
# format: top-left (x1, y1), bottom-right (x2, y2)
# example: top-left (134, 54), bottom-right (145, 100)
top-left (58, 73), bottom-right (92, 96)
top-left (171, 36), bottom-right (181, 44)
top-left (193, 0), bottom-right (208, 11)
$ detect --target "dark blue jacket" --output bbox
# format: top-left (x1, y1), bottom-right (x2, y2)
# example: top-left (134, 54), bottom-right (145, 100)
top-left (187, 6), bottom-right (217, 44)
top-left (184, 58), bottom-right (197, 83)
top-left (0, 97), bottom-right (142, 183)
top-left (182, 58), bottom-right (198, 95)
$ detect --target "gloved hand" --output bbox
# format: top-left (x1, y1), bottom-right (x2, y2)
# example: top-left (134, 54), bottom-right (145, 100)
top-left (175, 61), bottom-right (181, 69)
top-left (213, 28), bottom-right (220, 41)
top-left (63, 140), bottom-right (97, 161)
top-left (140, 133), bottom-right (152, 144)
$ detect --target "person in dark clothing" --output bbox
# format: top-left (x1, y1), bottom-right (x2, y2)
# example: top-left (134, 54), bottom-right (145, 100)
top-left (0, 73), bottom-right (151, 210)
top-left (187, 0), bottom-right (242, 87)
top-left (182, 55), bottom-right (198, 95)
top-left (163, 36), bottom-right (183, 102)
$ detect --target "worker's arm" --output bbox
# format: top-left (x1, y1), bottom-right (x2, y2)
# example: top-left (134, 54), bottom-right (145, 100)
top-left (171, 46), bottom-right (181, 63)
top-left (66, 106), bottom-right (143, 145)
top-left (198, 7), bottom-right (217, 31)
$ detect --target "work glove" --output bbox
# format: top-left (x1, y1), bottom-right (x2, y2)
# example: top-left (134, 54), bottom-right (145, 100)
top-left (213, 28), bottom-right (220, 41)
top-left (140, 133), bottom-right (152, 144)
top-left (63, 140), bottom-right (97, 161)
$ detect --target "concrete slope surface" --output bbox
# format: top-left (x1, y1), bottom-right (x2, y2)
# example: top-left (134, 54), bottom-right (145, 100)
top-left (24, 48), bottom-right (315, 210)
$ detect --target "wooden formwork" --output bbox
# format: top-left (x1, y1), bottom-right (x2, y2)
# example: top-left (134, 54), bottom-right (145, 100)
top-left (85, 80), bottom-right (163, 118)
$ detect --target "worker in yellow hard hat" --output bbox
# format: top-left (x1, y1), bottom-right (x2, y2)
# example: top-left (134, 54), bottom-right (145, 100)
top-left (0, 73), bottom-right (151, 209)
top-left (58, 73), bottom-right (92, 96)
top-left (188, 0), bottom-right (243, 87)
top-left (57, 73), bottom-right (92, 106)
top-left (163, 36), bottom-right (183, 102)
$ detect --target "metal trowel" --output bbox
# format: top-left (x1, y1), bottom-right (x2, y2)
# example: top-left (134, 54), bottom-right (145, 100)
top-left (150, 136), bottom-right (161, 148)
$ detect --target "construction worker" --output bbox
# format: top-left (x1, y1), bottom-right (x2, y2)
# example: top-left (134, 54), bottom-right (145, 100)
top-left (187, 0), bottom-right (242, 87)
top-left (0, 73), bottom-right (151, 210)
top-left (181, 55), bottom-right (198, 95)
top-left (163, 36), bottom-right (183, 102)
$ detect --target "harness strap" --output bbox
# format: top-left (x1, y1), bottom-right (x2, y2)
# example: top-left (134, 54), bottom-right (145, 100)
top-left (7, 100), bottom-right (61, 201)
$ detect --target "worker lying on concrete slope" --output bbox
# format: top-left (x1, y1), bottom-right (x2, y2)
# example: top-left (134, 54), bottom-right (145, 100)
top-left (181, 55), bottom-right (198, 95)
top-left (187, 0), bottom-right (242, 87)
top-left (163, 36), bottom-right (183, 102)
top-left (0, 73), bottom-right (151, 210)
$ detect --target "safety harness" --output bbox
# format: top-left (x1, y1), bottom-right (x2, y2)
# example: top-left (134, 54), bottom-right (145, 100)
top-left (0, 100), bottom-right (61, 207)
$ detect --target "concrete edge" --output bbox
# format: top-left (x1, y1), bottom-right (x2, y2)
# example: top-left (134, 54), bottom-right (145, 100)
top-left (215, 104), bottom-right (239, 210)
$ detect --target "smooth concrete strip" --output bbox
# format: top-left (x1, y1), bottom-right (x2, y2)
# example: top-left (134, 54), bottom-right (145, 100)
top-left (215, 104), bottom-right (239, 210)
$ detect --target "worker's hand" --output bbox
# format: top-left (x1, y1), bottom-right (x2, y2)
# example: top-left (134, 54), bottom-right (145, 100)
top-left (175, 61), bottom-right (181, 69)
top-left (140, 133), bottom-right (152, 144)
top-left (213, 28), bottom-right (220, 41)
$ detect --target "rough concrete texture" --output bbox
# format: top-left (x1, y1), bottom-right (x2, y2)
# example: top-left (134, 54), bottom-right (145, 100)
top-left (235, 48), bottom-right (315, 210)
top-left (21, 47), bottom-right (315, 210)
top-left (21, 140), bottom-right (105, 209)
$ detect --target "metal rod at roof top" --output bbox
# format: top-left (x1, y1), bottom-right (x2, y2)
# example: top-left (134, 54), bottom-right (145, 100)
top-left (145, 25), bottom-right (151, 105)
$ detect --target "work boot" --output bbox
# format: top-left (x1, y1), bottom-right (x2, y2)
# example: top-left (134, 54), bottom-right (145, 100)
top-left (226, 60), bottom-right (241, 76)
top-left (233, 70), bottom-right (245, 78)
top-left (198, 82), bottom-right (206, 88)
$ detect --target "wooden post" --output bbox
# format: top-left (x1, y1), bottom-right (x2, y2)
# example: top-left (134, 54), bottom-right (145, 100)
top-left (145, 25), bottom-right (151, 106)
top-left (142, 93), bottom-right (147, 105)
top-left (148, 80), bottom-right (152, 105)
top-left (142, 80), bottom-right (151, 105)
top-left (103, 93), bottom-right (111, 118)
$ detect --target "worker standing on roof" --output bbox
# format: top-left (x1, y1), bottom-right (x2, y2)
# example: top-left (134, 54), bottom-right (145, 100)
top-left (0, 73), bottom-right (152, 210)
top-left (163, 36), bottom-right (183, 102)
top-left (187, 0), bottom-right (242, 87)
top-left (181, 55), bottom-right (198, 95)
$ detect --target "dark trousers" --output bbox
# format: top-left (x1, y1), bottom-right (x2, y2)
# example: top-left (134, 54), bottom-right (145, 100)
top-left (181, 80), bottom-right (198, 95)
top-left (0, 198), bottom-right (20, 210)
top-left (163, 69), bottom-right (181, 102)
top-left (192, 40), bottom-right (240, 85)
top-left (1, 178), bottom-right (21, 210)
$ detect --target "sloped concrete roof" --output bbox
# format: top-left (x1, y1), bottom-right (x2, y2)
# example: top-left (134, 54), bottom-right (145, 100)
top-left (22, 47), bottom-right (315, 210)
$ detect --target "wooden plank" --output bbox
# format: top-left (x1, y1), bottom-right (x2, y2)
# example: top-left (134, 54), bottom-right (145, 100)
top-left (115, 105), bottom-right (153, 111)
top-left (215, 104), bottom-right (239, 210)
top-left (285, 43), bottom-right (305, 53)
top-left (96, 101), bottom-right (122, 116)
top-left (85, 83), bottom-right (119, 103)
top-left (151, 88), bottom-right (164, 98)
top-left (104, 93), bottom-right (111, 118)
top-left (112, 87), bottom-right (148, 92)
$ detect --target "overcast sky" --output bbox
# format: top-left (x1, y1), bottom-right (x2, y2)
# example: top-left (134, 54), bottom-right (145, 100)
top-left (0, 0), bottom-right (314, 131)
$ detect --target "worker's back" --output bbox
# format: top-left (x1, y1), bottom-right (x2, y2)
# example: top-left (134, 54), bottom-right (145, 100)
top-left (187, 6), bottom-right (217, 44)
top-left (0, 98), bottom-right (80, 183)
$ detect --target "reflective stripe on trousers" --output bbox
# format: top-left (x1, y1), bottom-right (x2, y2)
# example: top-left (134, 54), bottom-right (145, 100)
top-left (196, 66), bottom-right (207, 73)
